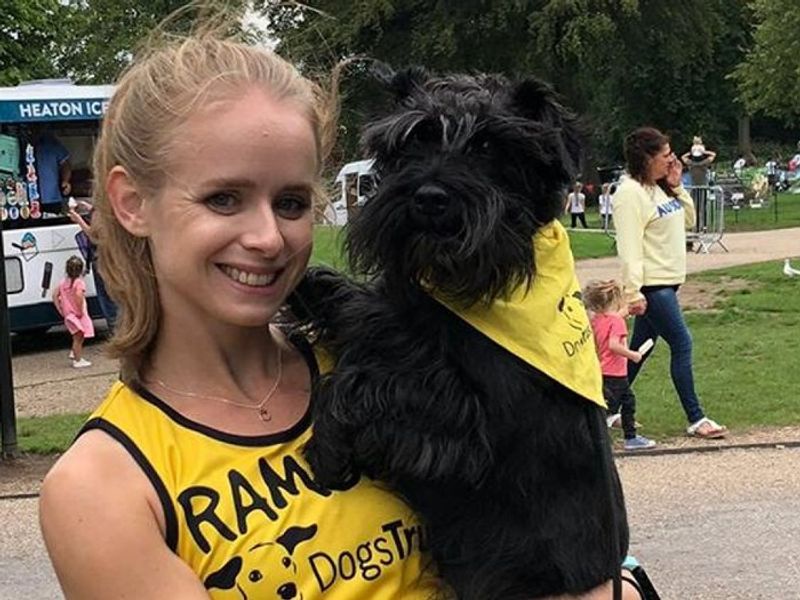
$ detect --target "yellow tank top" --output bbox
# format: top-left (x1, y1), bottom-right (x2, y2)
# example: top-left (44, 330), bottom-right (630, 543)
top-left (81, 340), bottom-right (441, 600)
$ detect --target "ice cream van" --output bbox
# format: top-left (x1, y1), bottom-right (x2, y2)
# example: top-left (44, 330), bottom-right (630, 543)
top-left (0, 79), bottom-right (114, 333)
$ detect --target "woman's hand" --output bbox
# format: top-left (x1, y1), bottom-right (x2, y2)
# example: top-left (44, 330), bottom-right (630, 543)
top-left (665, 155), bottom-right (683, 189)
top-left (628, 298), bottom-right (647, 316)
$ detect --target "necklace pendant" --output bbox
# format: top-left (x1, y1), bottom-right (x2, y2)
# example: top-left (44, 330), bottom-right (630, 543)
top-left (259, 407), bottom-right (272, 422)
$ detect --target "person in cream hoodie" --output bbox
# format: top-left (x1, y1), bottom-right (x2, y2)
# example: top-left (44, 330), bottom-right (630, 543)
top-left (613, 127), bottom-right (727, 440)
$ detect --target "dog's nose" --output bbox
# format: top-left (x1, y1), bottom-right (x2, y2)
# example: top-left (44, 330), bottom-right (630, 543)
top-left (413, 184), bottom-right (449, 216)
top-left (277, 582), bottom-right (297, 599)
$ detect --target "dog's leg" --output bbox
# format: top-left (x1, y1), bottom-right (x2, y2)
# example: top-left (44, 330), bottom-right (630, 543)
top-left (287, 266), bottom-right (370, 346)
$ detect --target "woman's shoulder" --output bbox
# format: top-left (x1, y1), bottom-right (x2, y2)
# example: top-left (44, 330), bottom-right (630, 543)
top-left (40, 423), bottom-right (156, 531)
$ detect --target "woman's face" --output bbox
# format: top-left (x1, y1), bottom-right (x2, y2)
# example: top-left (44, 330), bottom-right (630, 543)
top-left (646, 143), bottom-right (673, 183)
top-left (140, 86), bottom-right (317, 330)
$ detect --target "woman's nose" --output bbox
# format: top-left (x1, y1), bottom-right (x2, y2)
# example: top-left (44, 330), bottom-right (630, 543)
top-left (239, 202), bottom-right (285, 256)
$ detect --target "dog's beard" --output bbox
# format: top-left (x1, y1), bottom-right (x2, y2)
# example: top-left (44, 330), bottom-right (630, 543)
top-left (346, 168), bottom-right (537, 307)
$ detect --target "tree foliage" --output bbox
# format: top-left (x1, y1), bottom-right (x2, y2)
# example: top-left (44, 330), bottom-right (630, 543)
top-left (262, 0), bottom-right (753, 164)
top-left (1, 1), bottom-right (254, 87)
top-left (0, 0), bottom-right (65, 86)
top-left (732, 0), bottom-right (800, 125)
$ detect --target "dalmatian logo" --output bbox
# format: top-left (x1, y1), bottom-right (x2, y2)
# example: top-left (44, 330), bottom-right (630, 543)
top-left (558, 290), bottom-right (586, 331)
top-left (204, 524), bottom-right (318, 600)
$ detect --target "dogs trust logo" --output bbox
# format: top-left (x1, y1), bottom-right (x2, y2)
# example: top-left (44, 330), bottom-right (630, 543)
top-left (557, 290), bottom-right (586, 331)
top-left (204, 525), bottom-right (317, 600)
top-left (558, 290), bottom-right (593, 358)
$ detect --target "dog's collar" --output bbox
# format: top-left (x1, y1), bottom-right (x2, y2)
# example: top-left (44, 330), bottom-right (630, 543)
top-left (431, 220), bottom-right (605, 408)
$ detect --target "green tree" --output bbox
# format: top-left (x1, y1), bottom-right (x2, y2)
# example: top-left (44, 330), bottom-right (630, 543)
top-left (262, 0), bottom-right (752, 165)
top-left (732, 0), bottom-right (800, 126)
top-left (0, 0), bottom-right (64, 86)
top-left (56, 1), bottom-right (253, 84)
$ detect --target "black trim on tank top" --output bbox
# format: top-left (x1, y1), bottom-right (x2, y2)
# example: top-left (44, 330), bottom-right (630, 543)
top-left (78, 417), bottom-right (179, 552)
top-left (129, 333), bottom-right (319, 448)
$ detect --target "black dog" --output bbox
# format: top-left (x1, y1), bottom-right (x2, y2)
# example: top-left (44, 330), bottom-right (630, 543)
top-left (290, 67), bottom-right (628, 600)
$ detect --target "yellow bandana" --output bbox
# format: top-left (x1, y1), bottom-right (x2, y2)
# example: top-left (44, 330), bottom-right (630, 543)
top-left (433, 220), bottom-right (605, 408)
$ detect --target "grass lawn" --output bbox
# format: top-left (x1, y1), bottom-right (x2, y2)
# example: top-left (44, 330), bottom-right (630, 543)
top-left (724, 192), bottom-right (800, 232)
top-left (623, 260), bottom-right (800, 441)
top-left (311, 223), bottom-right (618, 266)
top-left (564, 191), bottom-right (800, 234)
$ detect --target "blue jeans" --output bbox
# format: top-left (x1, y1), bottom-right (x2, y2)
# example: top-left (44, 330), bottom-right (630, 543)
top-left (91, 262), bottom-right (118, 333)
top-left (628, 286), bottom-right (705, 424)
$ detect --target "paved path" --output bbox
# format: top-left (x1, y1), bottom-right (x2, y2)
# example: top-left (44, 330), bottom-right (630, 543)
top-left (574, 226), bottom-right (800, 285)
top-left (3, 447), bottom-right (799, 599)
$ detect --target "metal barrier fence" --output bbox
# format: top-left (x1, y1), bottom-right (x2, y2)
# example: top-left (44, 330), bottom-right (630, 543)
top-left (685, 185), bottom-right (728, 254)
top-left (602, 185), bottom-right (728, 254)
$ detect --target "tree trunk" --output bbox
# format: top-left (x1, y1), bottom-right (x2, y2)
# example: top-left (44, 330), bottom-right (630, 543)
top-left (738, 115), bottom-right (756, 164)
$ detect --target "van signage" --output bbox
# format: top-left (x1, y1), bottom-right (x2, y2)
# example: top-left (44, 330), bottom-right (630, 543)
top-left (0, 98), bottom-right (109, 122)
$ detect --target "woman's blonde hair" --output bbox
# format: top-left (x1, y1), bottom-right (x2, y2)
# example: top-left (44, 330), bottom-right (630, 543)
top-left (93, 13), bottom-right (339, 380)
top-left (582, 280), bottom-right (623, 314)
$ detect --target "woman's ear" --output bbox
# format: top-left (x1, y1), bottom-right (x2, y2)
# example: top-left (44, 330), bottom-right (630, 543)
top-left (106, 166), bottom-right (150, 237)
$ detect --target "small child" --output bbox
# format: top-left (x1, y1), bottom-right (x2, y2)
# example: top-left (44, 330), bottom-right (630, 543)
top-left (690, 135), bottom-right (707, 162)
top-left (584, 280), bottom-right (655, 450)
top-left (53, 255), bottom-right (94, 368)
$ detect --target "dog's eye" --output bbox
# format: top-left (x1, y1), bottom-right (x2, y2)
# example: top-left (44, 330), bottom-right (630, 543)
top-left (248, 570), bottom-right (263, 582)
top-left (408, 122), bottom-right (439, 145)
top-left (282, 557), bottom-right (292, 568)
top-left (467, 137), bottom-right (492, 154)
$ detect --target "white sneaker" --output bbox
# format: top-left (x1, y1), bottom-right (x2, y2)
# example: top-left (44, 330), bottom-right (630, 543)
top-left (68, 351), bottom-right (75, 360)
top-left (72, 358), bottom-right (92, 368)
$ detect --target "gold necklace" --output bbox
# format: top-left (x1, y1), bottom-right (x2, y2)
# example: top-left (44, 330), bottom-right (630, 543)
top-left (149, 345), bottom-right (283, 422)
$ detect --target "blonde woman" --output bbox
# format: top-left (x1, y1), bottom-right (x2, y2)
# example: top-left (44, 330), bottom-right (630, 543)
top-left (36, 22), bottom-right (448, 599)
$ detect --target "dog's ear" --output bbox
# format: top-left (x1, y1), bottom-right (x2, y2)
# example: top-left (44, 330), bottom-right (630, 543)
top-left (276, 524), bottom-right (318, 556)
top-left (511, 78), bottom-right (583, 178)
top-left (371, 62), bottom-right (429, 103)
top-left (204, 556), bottom-right (242, 591)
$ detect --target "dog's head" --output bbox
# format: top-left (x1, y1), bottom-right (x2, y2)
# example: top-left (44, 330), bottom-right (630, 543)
top-left (347, 65), bottom-right (583, 306)
top-left (204, 525), bottom-right (317, 600)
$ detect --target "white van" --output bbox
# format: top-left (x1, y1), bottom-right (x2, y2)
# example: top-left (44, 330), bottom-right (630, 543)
top-left (1, 80), bottom-right (113, 333)
top-left (326, 159), bottom-right (377, 225)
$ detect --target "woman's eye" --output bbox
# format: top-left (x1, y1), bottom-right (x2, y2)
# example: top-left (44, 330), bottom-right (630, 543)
top-left (204, 192), bottom-right (239, 213)
top-left (275, 194), bottom-right (311, 220)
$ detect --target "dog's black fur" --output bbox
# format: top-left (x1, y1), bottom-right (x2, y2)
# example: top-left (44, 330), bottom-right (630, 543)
top-left (289, 67), bottom-right (628, 600)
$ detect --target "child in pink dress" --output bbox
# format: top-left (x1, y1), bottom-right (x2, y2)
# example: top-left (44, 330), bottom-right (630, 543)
top-left (53, 256), bottom-right (94, 368)
top-left (584, 280), bottom-right (655, 451)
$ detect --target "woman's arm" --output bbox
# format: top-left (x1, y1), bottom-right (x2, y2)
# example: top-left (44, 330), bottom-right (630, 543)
top-left (548, 577), bottom-right (643, 599)
top-left (40, 431), bottom-right (211, 600)
top-left (52, 288), bottom-right (63, 317)
top-left (673, 186), bottom-right (696, 230)
top-left (611, 183), bottom-right (646, 306)
top-left (72, 282), bottom-right (85, 318)
top-left (68, 209), bottom-right (93, 239)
